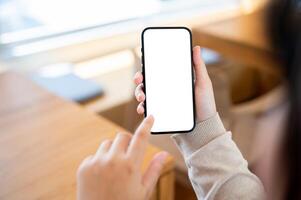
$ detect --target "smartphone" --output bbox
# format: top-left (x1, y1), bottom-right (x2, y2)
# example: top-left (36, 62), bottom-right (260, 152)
top-left (141, 27), bottom-right (195, 134)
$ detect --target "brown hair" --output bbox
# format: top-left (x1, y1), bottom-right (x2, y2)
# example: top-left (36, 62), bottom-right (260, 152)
top-left (267, 0), bottom-right (301, 198)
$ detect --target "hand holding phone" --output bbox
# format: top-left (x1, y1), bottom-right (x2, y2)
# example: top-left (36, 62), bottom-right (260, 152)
top-left (135, 42), bottom-right (217, 133)
top-left (141, 27), bottom-right (195, 133)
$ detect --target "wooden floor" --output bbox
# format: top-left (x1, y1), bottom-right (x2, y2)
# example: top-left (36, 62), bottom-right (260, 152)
top-left (175, 181), bottom-right (197, 200)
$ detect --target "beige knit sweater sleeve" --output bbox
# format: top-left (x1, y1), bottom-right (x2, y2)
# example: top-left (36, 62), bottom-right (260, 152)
top-left (171, 113), bottom-right (265, 200)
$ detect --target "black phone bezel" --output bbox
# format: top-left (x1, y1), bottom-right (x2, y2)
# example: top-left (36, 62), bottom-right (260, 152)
top-left (141, 26), bottom-right (196, 134)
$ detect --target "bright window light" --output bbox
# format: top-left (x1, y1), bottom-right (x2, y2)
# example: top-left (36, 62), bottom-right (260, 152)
top-left (0, 0), bottom-right (240, 44)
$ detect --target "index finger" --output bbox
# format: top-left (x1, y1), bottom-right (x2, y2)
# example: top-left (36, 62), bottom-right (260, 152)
top-left (127, 115), bottom-right (154, 164)
top-left (193, 46), bottom-right (209, 82)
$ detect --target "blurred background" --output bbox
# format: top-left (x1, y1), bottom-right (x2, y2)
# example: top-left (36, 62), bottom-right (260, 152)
top-left (0, 0), bottom-right (283, 199)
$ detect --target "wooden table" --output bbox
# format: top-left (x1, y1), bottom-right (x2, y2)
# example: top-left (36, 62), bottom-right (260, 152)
top-left (193, 9), bottom-right (281, 75)
top-left (78, 59), bottom-right (140, 132)
top-left (0, 72), bottom-right (174, 200)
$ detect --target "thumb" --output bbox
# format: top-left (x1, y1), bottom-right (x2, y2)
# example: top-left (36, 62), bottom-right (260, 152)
top-left (142, 151), bottom-right (169, 197)
top-left (193, 46), bottom-right (210, 86)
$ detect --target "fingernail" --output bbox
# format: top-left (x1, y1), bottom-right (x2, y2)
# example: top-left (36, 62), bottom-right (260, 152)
top-left (138, 107), bottom-right (144, 114)
top-left (138, 93), bottom-right (142, 101)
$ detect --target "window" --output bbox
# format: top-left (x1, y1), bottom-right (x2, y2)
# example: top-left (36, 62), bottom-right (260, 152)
top-left (0, 0), bottom-right (240, 43)
top-left (0, 0), bottom-right (240, 63)
top-left (0, 0), bottom-right (163, 44)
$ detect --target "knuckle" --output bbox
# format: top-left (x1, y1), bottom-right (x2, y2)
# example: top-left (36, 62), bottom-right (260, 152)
top-left (77, 156), bottom-right (93, 177)
top-left (90, 157), bottom-right (112, 175)
top-left (124, 162), bottom-right (135, 175)
top-left (117, 132), bottom-right (132, 140)
top-left (101, 139), bottom-right (112, 146)
top-left (136, 130), bottom-right (147, 141)
top-left (103, 156), bottom-right (117, 168)
top-left (122, 132), bottom-right (132, 139)
top-left (121, 132), bottom-right (131, 137)
top-left (116, 132), bottom-right (123, 138)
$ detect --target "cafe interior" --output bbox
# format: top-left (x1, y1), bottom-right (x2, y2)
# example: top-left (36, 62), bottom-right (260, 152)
top-left (0, 0), bottom-right (287, 199)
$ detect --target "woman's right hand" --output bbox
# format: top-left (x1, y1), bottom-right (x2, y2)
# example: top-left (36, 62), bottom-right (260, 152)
top-left (134, 46), bottom-right (217, 123)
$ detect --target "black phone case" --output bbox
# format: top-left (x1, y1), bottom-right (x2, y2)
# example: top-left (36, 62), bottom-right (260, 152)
top-left (141, 27), bottom-right (196, 134)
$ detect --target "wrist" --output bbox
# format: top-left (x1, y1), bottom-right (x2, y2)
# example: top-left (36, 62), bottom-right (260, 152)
top-left (172, 112), bottom-right (226, 157)
top-left (196, 109), bottom-right (217, 123)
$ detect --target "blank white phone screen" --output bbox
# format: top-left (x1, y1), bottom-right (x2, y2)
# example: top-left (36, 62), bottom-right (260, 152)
top-left (142, 28), bottom-right (195, 133)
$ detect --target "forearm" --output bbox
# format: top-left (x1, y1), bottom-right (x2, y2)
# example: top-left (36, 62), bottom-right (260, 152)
top-left (172, 113), bottom-right (265, 200)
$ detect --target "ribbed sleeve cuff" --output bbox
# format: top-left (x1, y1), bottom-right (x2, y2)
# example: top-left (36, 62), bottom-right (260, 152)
top-left (171, 113), bottom-right (226, 157)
